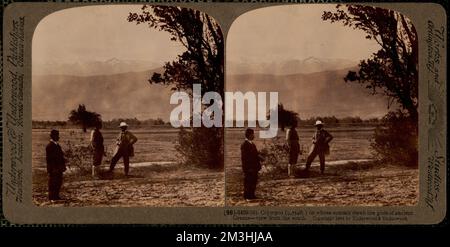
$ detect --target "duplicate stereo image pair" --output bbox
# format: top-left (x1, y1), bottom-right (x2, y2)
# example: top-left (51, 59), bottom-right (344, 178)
top-left (26, 4), bottom-right (420, 208)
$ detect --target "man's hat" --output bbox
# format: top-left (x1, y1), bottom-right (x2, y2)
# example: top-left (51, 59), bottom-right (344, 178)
top-left (245, 128), bottom-right (254, 138)
top-left (119, 122), bottom-right (128, 128)
top-left (50, 129), bottom-right (59, 136)
top-left (315, 120), bottom-right (324, 126)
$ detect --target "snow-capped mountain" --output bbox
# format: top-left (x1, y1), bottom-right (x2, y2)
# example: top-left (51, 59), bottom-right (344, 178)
top-left (227, 57), bottom-right (358, 75)
top-left (33, 58), bottom-right (162, 76)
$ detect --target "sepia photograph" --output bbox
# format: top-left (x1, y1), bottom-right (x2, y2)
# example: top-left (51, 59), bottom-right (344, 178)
top-left (225, 4), bottom-right (419, 206)
top-left (1, 0), bottom-right (447, 226)
top-left (31, 5), bottom-right (225, 207)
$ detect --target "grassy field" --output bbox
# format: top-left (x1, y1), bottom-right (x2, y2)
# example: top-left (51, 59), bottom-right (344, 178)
top-left (225, 126), bottom-right (374, 168)
top-left (32, 127), bottom-right (180, 168)
top-left (32, 126), bottom-right (418, 207)
top-left (32, 127), bottom-right (224, 207)
top-left (225, 127), bottom-right (418, 206)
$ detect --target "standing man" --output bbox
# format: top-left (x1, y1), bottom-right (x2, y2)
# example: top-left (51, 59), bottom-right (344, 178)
top-left (90, 121), bottom-right (105, 178)
top-left (109, 122), bottom-right (138, 176)
top-left (46, 129), bottom-right (66, 201)
top-left (304, 120), bottom-right (333, 174)
top-left (286, 120), bottom-right (300, 177)
top-left (241, 128), bottom-right (262, 200)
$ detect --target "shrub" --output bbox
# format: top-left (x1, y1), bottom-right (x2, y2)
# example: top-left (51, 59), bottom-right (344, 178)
top-left (175, 127), bottom-right (223, 170)
top-left (259, 137), bottom-right (304, 178)
top-left (64, 143), bottom-right (93, 175)
top-left (371, 111), bottom-right (418, 167)
top-left (63, 131), bottom-right (94, 175)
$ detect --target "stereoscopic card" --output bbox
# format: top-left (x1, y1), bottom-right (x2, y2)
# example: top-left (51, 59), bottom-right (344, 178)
top-left (1, 1), bottom-right (446, 224)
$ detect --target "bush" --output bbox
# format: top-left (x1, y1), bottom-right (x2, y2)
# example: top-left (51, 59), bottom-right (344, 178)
top-left (259, 137), bottom-right (304, 178)
top-left (64, 143), bottom-right (93, 175)
top-left (371, 111), bottom-right (418, 167)
top-left (63, 131), bottom-right (94, 175)
top-left (175, 127), bottom-right (223, 170)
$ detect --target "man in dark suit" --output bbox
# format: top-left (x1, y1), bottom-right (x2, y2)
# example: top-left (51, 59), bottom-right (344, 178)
top-left (45, 129), bottom-right (66, 201)
top-left (241, 128), bottom-right (262, 200)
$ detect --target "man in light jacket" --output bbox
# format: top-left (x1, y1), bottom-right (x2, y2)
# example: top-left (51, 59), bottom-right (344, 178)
top-left (304, 120), bottom-right (333, 174)
top-left (109, 122), bottom-right (138, 176)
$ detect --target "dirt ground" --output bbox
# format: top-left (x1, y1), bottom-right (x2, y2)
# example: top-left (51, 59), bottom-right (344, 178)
top-left (32, 127), bottom-right (418, 207)
top-left (33, 128), bottom-right (227, 207)
top-left (33, 164), bottom-right (224, 207)
top-left (33, 161), bottom-right (418, 207)
top-left (226, 161), bottom-right (419, 206)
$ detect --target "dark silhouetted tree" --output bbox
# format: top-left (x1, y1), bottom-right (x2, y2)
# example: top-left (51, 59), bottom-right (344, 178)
top-left (68, 104), bottom-right (101, 132)
top-left (323, 5), bottom-right (418, 166)
top-left (323, 5), bottom-right (418, 121)
top-left (128, 5), bottom-right (223, 95)
top-left (128, 6), bottom-right (224, 169)
top-left (371, 110), bottom-right (418, 167)
top-left (275, 104), bottom-right (299, 131)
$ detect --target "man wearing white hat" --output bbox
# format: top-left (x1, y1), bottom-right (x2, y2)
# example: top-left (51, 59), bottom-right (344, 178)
top-left (109, 122), bottom-right (138, 176)
top-left (304, 120), bottom-right (333, 174)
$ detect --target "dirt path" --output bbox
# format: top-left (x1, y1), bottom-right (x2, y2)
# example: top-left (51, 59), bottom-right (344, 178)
top-left (33, 161), bottom-right (418, 207)
top-left (226, 162), bottom-right (419, 206)
top-left (33, 165), bottom-right (224, 207)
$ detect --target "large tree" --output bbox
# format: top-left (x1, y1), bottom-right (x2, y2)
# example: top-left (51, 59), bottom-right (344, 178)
top-left (68, 104), bottom-right (101, 132)
top-left (323, 5), bottom-right (418, 166)
top-left (128, 6), bottom-right (224, 169)
top-left (128, 5), bottom-right (223, 95)
top-left (276, 103), bottom-right (299, 131)
top-left (323, 5), bottom-right (418, 121)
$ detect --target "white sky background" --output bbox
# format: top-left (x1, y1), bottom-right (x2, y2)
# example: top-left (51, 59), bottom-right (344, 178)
top-left (227, 5), bottom-right (380, 63)
top-left (33, 4), bottom-right (380, 66)
top-left (31, 4), bottom-right (387, 121)
top-left (33, 5), bottom-right (185, 64)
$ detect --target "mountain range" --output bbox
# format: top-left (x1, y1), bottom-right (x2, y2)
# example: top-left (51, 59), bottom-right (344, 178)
top-left (226, 69), bottom-right (391, 120)
top-left (32, 58), bottom-right (391, 121)
top-left (33, 58), bottom-right (162, 76)
top-left (227, 57), bottom-right (358, 75)
top-left (32, 68), bottom-right (173, 121)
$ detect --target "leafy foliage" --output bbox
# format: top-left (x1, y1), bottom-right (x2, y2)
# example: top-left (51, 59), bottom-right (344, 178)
top-left (128, 5), bottom-right (224, 95)
top-left (128, 6), bottom-right (224, 169)
top-left (323, 5), bottom-right (418, 167)
top-left (276, 103), bottom-right (299, 131)
top-left (323, 5), bottom-right (418, 121)
top-left (68, 104), bottom-right (101, 132)
top-left (371, 111), bottom-right (418, 167)
top-left (63, 131), bottom-right (93, 175)
top-left (175, 127), bottom-right (223, 170)
top-left (259, 138), bottom-right (304, 178)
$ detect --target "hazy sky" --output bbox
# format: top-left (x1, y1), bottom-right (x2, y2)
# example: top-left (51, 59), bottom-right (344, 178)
top-left (31, 5), bottom-right (388, 121)
top-left (33, 5), bottom-right (185, 64)
top-left (34, 5), bottom-right (380, 64)
top-left (227, 5), bottom-right (380, 63)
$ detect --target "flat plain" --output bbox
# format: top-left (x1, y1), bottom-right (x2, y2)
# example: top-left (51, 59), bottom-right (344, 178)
top-left (32, 126), bottom-right (418, 207)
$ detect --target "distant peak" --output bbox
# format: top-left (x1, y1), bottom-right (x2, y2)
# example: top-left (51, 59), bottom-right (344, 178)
top-left (105, 57), bottom-right (121, 64)
top-left (303, 56), bottom-right (322, 62)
